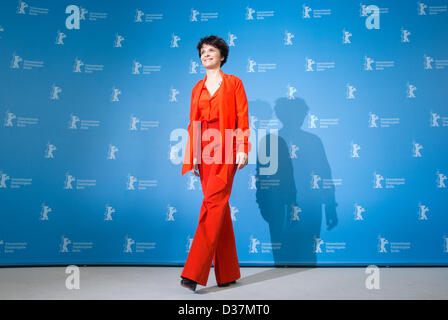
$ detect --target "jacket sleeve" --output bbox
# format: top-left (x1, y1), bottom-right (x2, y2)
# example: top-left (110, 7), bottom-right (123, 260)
top-left (187, 87), bottom-right (194, 136)
top-left (189, 82), bottom-right (202, 162)
top-left (187, 83), bottom-right (197, 132)
top-left (182, 83), bottom-right (199, 171)
top-left (234, 77), bottom-right (251, 154)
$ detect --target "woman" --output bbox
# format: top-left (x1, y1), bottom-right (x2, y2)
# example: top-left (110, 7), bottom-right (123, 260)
top-left (180, 35), bottom-right (251, 292)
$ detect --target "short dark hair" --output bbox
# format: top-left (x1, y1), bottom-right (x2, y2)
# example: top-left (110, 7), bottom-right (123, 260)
top-left (196, 35), bottom-right (229, 68)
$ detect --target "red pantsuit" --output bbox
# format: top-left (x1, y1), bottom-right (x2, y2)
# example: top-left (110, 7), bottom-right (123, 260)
top-left (181, 77), bottom-right (241, 286)
top-left (181, 119), bottom-right (240, 286)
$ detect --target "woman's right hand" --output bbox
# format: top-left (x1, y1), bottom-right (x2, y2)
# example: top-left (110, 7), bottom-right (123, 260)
top-left (191, 158), bottom-right (199, 176)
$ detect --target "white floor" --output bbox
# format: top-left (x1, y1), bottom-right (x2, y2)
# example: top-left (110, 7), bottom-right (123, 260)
top-left (0, 266), bottom-right (447, 299)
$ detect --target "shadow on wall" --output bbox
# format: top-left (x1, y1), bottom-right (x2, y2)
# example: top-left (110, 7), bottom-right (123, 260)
top-left (254, 96), bottom-right (338, 266)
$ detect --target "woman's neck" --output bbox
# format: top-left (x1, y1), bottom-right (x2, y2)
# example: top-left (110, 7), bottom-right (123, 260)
top-left (205, 68), bottom-right (221, 83)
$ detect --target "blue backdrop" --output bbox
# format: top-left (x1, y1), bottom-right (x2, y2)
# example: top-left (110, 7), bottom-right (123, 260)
top-left (0, 0), bottom-right (447, 266)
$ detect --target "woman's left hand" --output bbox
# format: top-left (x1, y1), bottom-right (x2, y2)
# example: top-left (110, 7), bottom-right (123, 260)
top-left (236, 152), bottom-right (248, 170)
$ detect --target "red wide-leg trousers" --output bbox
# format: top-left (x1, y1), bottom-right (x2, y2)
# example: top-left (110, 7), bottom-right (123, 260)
top-left (181, 119), bottom-right (240, 286)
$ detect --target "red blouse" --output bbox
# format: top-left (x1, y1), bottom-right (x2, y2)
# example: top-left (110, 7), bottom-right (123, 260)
top-left (198, 83), bottom-right (222, 122)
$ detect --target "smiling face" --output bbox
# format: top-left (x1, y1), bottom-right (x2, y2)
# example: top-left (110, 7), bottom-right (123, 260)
top-left (200, 44), bottom-right (224, 69)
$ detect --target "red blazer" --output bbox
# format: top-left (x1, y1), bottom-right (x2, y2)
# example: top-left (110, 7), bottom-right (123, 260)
top-left (181, 69), bottom-right (251, 184)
